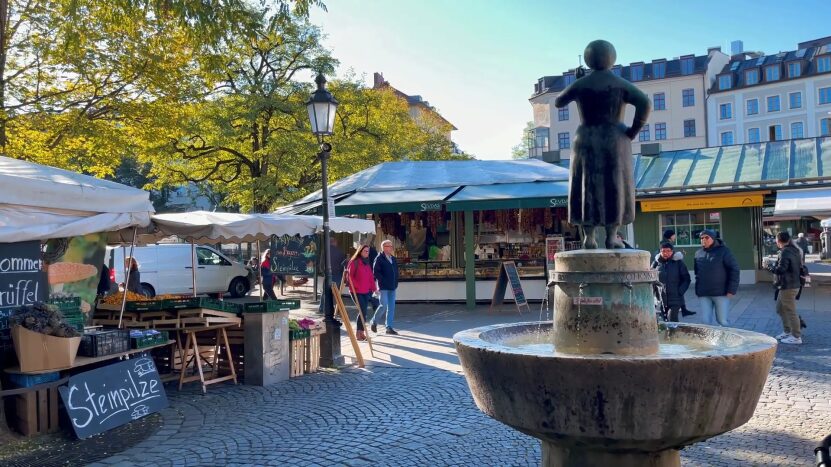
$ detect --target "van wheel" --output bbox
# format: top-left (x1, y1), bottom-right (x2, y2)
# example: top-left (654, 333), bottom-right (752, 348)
top-left (229, 277), bottom-right (248, 298)
top-left (141, 283), bottom-right (156, 297)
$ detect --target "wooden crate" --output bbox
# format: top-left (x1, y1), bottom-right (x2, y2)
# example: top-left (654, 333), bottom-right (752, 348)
top-left (11, 384), bottom-right (61, 436)
top-left (290, 339), bottom-right (305, 377)
top-left (304, 335), bottom-right (321, 374)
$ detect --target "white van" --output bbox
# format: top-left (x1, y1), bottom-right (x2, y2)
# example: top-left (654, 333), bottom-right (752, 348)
top-left (109, 244), bottom-right (251, 298)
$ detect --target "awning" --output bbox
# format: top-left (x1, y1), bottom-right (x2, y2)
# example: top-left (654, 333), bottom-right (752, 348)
top-left (335, 187), bottom-right (459, 215)
top-left (444, 182), bottom-right (569, 212)
top-left (774, 188), bottom-right (831, 217)
top-left (274, 200), bottom-right (322, 215)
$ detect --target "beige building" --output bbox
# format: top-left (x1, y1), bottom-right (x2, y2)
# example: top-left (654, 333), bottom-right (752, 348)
top-left (707, 37), bottom-right (831, 146)
top-left (529, 48), bottom-right (729, 161)
top-left (373, 72), bottom-right (457, 142)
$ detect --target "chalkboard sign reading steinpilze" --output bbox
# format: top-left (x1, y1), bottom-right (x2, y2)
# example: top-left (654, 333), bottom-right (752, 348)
top-left (59, 357), bottom-right (169, 439)
top-left (1, 241), bottom-right (47, 356)
top-left (270, 234), bottom-right (317, 276)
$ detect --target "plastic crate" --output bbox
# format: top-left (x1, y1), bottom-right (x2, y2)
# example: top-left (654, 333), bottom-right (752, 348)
top-left (244, 301), bottom-right (293, 313)
top-left (161, 297), bottom-right (201, 310)
top-left (289, 329), bottom-right (311, 341)
top-left (199, 298), bottom-right (243, 314)
top-left (78, 329), bottom-right (130, 357)
top-left (276, 299), bottom-right (301, 310)
top-left (47, 297), bottom-right (81, 311)
top-left (7, 372), bottom-right (61, 388)
top-left (64, 316), bottom-right (86, 331)
top-left (129, 330), bottom-right (169, 349)
top-left (125, 299), bottom-right (163, 312)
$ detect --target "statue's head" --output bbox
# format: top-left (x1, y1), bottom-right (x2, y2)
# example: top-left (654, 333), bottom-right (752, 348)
top-left (584, 40), bottom-right (616, 71)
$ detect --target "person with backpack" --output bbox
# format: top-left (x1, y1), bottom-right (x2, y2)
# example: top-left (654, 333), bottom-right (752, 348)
top-left (771, 231), bottom-right (804, 344)
top-left (651, 242), bottom-right (691, 322)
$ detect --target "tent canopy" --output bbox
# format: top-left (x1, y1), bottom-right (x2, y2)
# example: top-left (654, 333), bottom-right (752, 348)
top-left (774, 187), bottom-right (831, 217)
top-left (0, 156), bottom-right (154, 243)
top-left (112, 211), bottom-right (376, 244)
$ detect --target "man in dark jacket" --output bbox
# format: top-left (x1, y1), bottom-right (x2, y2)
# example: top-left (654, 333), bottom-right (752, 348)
top-left (772, 231), bottom-right (803, 344)
top-left (652, 242), bottom-right (691, 322)
top-left (370, 239), bottom-right (399, 335)
top-left (694, 229), bottom-right (740, 326)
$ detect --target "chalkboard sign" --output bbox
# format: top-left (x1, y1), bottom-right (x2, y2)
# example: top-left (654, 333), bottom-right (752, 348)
top-left (269, 235), bottom-right (317, 276)
top-left (490, 261), bottom-right (529, 313)
top-left (1, 241), bottom-right (47, 358)
top-left (59, 357), bottom-right (169, 439)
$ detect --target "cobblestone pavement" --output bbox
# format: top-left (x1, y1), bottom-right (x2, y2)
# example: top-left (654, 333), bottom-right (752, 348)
top-left (22, 283), bottom-right (831, 466)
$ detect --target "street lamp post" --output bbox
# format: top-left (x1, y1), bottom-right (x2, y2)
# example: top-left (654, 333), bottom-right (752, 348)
top-left (306, 73), bottom-right (343, 367)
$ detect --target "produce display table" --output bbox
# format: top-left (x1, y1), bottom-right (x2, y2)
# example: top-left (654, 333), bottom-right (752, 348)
top-left (175, 323), bottom-right (238, 394)
top-left (4, 340), bottom-right (176, 375)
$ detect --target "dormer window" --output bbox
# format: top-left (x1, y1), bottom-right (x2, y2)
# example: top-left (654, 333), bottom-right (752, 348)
top-left (612, 66), bottom-right (622, 77)
top-left (652, 61), bottom-right (666, 79)
top-left (718, 74), bottom-right (732, 90)
top-left (745, 69), bottom-right (759, 85)
top-left (630, 63), bottom-right (643, 81)
top-left (765, 65), bottom-right (780, 82)
top-left (787, 62), bottom-right (801, 78)
top-left (816, 55), bottom-right (830, 73)
top-left (680, 56), bottom-right (694, 75)
top-left (564, 73), bottom-right (576, 85)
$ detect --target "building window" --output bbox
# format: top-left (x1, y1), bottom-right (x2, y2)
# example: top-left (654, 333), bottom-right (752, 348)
top-left (817, 56), bottom-right (831, 73)
top-left (821, 118), bottom-right (831, 137)
top-left (791, 122), bottom-right (804, 139)
top-left (788, 62), bottom-right (801, 78)
top-left (612, 66), bottom-right (622, 77)
top-left (653, 61), bottom-right (666, 79)
top-left (653, 92), bottom-right (666, 110)
top-left (655, 123), bottom-right (667, 140)
top-left (681, 57), bottom-right (694, 75)
top-left (682, 88), bottom-right (694, 107)
top-left (745, 69), bottom-right (759, 85)
top-left (718, 75), bottom-right (732, 90)
top-left (767, 95), bottom-right (780, 112)
top-left (530, 127), bottom-right (549, 157)
top-left (765, 65), bottom-right (780, 82)
top-left (789, 92), bottom-right (802, 109)
top-left (769, 124), bottom-right (782, 141)
top-left (558, 132), bottom-right (570, 149)
top-left (639, 124), bottom-right (650, 142)
top-left (721, 131), bottom-right (734, 145)
top-left (746, 98), bottom-right (759, 115)
top-left (719, 103), bottom-right (732, 120)
top-left (564, 74), bottom-right (576, 85)
top-left (820, 87), bottom-right (831, 105)
top-left (660, 212), bottom-right (722, 247)
top-left (683, 119), bottom-right (696, 137)
top-left (630, 64), bottom-right (643, 81)
top-left (748, 128), bottom-right (761, 143)
top-left (558, 106), bottom-right (569, 121)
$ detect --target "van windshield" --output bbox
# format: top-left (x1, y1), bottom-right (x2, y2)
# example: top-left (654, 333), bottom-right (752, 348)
top-left (197, 248), bottom-right (231, 266)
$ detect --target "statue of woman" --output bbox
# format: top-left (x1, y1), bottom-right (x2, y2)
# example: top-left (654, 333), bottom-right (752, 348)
top-left (555, 40), bottom-right (650, 249)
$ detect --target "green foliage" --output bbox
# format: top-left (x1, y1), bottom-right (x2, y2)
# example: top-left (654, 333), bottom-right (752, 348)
top-left (511, 121), bottom-right (535, 160)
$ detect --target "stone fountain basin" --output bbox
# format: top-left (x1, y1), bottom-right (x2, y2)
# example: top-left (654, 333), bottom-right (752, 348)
top-left (454, 322), bottom-right (777, 453)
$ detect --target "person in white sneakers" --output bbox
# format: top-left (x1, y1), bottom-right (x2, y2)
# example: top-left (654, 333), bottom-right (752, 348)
top-left (771, 232), bottom-right (803, 344)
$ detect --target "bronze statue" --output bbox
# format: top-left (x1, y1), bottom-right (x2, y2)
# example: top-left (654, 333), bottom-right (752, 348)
top-left (555, 40), bottom-right (651, 249)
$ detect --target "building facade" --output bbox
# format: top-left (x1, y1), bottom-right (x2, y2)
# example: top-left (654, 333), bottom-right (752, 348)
top-left (529, 48), bottom-right (729, 161)
top-left (373, 72), bottom-right (457, 142)
top-left (707, 37), bottom-right (831, 146)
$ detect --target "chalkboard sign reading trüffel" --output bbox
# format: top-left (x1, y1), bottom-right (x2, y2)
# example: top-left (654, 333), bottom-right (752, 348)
top-left (1, 241), bottom-right (47, 358)
top-left (270, 235), bottom-right (317, 276)
top-left (490, 261), bottom-right (530, 314)
top-left (59, 357), bottom-right (169, 439)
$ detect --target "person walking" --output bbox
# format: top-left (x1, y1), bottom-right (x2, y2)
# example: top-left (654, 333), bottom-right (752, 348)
top-left (123, 257), bottom-right (144, 295)
top-left (651, 242), bottom-right (691, 322)
top-left (771, 232), bottom-right (803, 344)
top-left (658, 229), bottom-right (695, 317)
top-left (693, 230), bottom-right (740, 326)
top-left (795, 233), bottom-right (809, 261)
top-left (370, 239), bottom-right (399, 335)
top-left (347, 245), bottom-right (377, 341)
top-left (260, 249), bottom-right (279, 300)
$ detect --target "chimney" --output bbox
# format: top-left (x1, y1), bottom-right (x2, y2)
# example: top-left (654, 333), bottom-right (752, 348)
top-left (731, 40), bottom-right (744, 55)
top-left (707, 46), bottom-right (721, 54)
top-left (373, 72), bottom-right (385, 89)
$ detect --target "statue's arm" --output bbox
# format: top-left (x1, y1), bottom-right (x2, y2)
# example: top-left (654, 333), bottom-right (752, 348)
top-left (623, 83), bottom-right (651, 140)
top-left (554, 84), bottom-right (577, 108)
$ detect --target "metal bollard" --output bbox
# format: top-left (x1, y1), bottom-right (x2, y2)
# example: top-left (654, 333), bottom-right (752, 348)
top-left (816, 434), bottom-right (831, 467)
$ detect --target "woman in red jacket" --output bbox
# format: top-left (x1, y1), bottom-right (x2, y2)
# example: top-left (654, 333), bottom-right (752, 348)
top-left (347, 245), bottom-right (377, 341)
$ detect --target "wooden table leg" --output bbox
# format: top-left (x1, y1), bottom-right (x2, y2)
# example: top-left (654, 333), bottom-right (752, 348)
top-left (221, 327), bottom-right (238, 384)
top-left (178, 331), bottom-right (193, 391)
top-left (191, 331), bottom-right (207, 394)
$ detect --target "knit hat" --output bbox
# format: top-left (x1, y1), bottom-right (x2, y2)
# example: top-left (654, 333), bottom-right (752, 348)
top-left (699, 229), bottom-right (717, 239)
top-left (662, 229), bottom-right (675, 240)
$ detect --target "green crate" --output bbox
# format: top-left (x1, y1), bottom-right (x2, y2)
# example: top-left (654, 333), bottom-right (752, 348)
top-left (289, 329), bottom-right (310, 340)
top-left (275, 299), bottom-right (301, 310)
top-left (130, 330), bottom-right (169, 349)
top-left (48, 297), bottom-right (81, 311)
top-left (125, 299), bottom-right (163, 312)
top-left (199, 298), bottom-right (243, 314)
top-left (243, 301), bottom-right (292, 313)
top-left (64, 316), bottom-right (86, 331)
top-left (161, 297), bottom-right (201, 310)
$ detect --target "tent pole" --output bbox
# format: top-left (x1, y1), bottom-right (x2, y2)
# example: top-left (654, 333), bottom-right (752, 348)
top-left (191, 241), bottom-right (197, 297)
top-left (118, 227), bottom-right (138, 328)
top-left (257, 239), bottom-right (263, 302)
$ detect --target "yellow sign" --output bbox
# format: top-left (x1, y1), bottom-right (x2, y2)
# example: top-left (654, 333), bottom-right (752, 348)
top-left (640, 192), bottom-right (766, 212)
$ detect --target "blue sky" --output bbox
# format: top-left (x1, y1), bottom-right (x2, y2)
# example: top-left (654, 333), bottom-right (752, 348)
top-left (310, 0), bottom-right (831, 160)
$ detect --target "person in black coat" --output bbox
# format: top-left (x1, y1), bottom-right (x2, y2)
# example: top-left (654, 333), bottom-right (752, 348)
top-left (656, 229), bottom-right (695, 317)
top-left (694, 230), bottom-right (740, 326)
top-left (771, 231), bottom-right (803, 344)
top-left (651, 242), bottom-right (691, 322)
top-left (369, 239), bottom-right (399, 335)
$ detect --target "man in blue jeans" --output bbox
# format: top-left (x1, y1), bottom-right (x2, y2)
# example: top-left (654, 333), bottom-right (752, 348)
top-left (694, 229), bottom-right (740, 326)
top-left (370, 240), bottom-right (399, 335)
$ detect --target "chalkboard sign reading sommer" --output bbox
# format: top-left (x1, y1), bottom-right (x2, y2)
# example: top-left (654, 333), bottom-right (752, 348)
top-left (59, 357), bottom-right (169, 439)
top-left (269, 235), bottom-right (317, 276)
top-left (490, 261), bottom-right (530, 314)
top-left (1, 241), bottom-right (47, 358)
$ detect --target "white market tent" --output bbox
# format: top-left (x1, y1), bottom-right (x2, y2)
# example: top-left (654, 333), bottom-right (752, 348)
top-left (821, 217), bottom-right (831, 228)
top-left (0, 156), bottom-right (154, 243)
